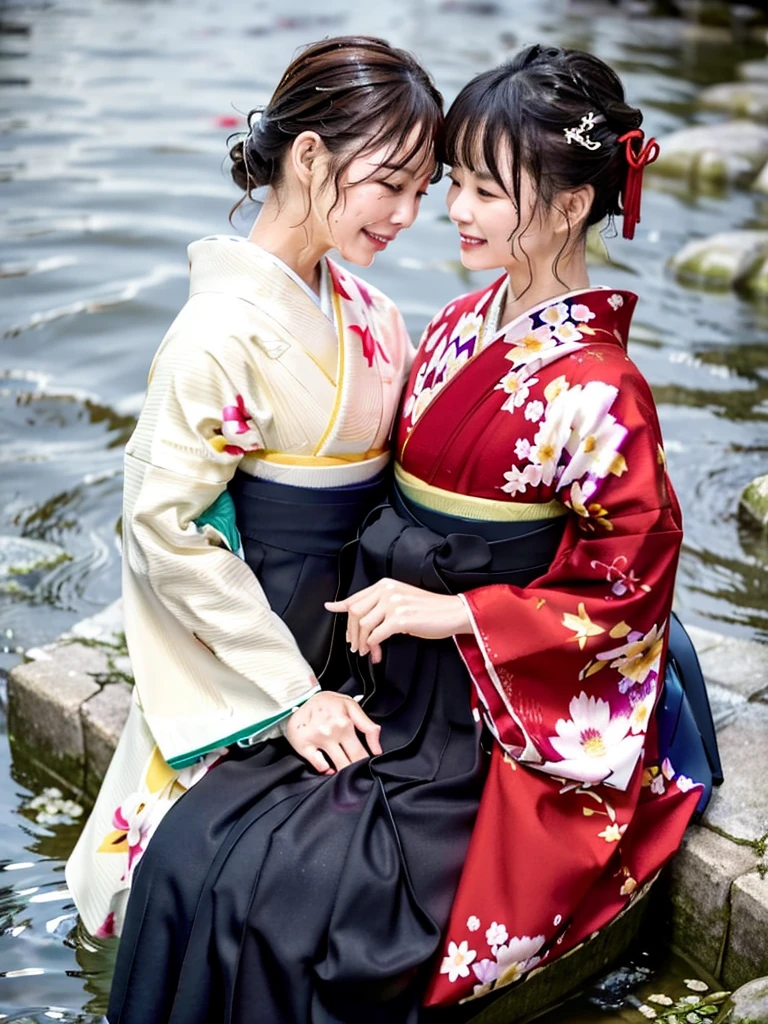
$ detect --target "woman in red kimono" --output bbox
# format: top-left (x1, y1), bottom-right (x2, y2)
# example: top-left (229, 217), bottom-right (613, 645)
top-left (330, 43), bottom-right (706, 1009)
top-left (108, 44), bottom-right (706, 1023)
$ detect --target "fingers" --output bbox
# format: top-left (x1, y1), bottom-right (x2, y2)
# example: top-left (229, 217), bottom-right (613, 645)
top-left (293, 742), bottom-right (335, 776)
top-left (346, 700), bottom-right (383, 756)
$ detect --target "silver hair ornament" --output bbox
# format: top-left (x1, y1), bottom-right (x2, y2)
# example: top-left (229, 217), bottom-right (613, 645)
top-left (563, 112), bottom-right (603, 151)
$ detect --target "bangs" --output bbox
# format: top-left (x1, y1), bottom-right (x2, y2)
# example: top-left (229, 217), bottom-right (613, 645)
top-left (342, 82), bottom-right (444, 183)
top-left (442, 69), bottom-right (528, 195)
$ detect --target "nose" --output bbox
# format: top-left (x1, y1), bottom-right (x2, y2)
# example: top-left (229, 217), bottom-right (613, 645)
top-left (447, 186), bottom-right (471, 225)
top-left (390, 191), bottom-right (421, 230)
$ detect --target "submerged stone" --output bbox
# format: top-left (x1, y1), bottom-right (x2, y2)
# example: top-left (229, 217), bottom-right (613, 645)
top-left (725, 975), bottom-right (768, 1023)
top-left (699, 82), bottom-right (768, 122)
top-left (0, 536), bottom-right (69, 579)
top-left (651, 121), bottom-right (768, 186)
top-left (739, 59), bottom-right (768, 84)
top-left (740, 474), bottom-right (768, 529)
top-left (669, 231), bottom-right (768, 295)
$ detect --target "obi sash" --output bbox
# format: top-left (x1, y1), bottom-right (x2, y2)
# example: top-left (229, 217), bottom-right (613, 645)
top-left (389, 485), bottom-right (722, 812)
top-left (229, 469), bottom-right (387, 680)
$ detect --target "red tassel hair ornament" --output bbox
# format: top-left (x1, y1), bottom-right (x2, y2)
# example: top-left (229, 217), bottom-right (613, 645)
top-left (617, 129), bottom-right (660, 240)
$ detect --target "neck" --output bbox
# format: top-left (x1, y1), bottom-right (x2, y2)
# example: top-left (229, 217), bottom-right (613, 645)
top-left (500, 248), bottom-right (590, 326)
top-left (247, 190), bottom-right (326, 295)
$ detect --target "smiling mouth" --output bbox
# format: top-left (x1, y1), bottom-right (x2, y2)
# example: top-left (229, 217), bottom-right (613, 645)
top-left (460, 234), bottom-right (486, 246)
top-left (364, 229), bottom-right (395, 245)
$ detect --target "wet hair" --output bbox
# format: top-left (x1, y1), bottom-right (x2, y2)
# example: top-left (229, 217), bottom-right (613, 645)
top-left (443, 44), bottom-right (643, 285)
top-left (229, 35), bottom-right (443, 218)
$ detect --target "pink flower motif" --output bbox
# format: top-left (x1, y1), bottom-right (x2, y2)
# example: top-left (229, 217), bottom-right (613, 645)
top-left (570, 303), bottom-right (596, 323)
top-left (676, 775), bottom-right (699, 793)
top-left (222, 394), bottom-right (253, 436)
top-left (355, 278), bottom-right (374, 307)
top-left (94, 912), bottom-right (116, 939)
top-left (514, 437), bottom-right (532, 461)
top-left (650, 774), bottom-right (665, 795)
top-left (328, 262), bottom-right (353, 301)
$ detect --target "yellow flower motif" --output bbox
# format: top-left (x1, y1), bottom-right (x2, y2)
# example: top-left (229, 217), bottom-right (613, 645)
top-left (562, 603), bottom-right (605, 650)
top-left (620, 876), bottom-right (637, 896)
top-left (544, 374), bottom-right (569, 403)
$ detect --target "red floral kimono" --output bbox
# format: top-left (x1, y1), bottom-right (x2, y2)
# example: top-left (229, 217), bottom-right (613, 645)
top-left (392, 277), bottom-right (703, 1007)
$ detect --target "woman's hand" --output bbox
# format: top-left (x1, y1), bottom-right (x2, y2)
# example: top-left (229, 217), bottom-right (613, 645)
top-left (325, 579), bottom-right (472, 664)
top-left (284, 691), bottom-right (382, 774)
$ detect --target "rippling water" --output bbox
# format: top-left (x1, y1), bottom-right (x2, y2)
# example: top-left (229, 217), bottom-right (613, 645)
top-left (1, 0), bottom-right (767, 1017)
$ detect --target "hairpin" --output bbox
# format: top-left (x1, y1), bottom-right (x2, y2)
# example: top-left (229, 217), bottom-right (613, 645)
top-left (617, 129), bottom-right (660, 239)
top-left (563, 112), bottom-right (602, 151)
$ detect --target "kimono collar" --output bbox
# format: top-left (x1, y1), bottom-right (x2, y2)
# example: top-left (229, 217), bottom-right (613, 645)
top-left (488, 278), bottom-right (638, 354)
top-left (187, 235), bottom-right (331, 316)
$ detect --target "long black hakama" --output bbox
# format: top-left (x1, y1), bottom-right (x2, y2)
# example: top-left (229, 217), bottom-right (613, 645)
top-left (106, 487), bottom-right (563, 1024)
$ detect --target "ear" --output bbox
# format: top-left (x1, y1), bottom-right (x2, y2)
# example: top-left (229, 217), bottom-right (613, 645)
top-left (290, 131), bottom-right (328, 187)
top-left (554, 185), bottom-right (595, 237)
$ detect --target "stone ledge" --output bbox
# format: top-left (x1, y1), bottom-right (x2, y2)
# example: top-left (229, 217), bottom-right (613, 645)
top-left (82, 680), bottom-right (133, 800)
top-left (724, 871), bottom-right (768, 989)
top-left (669, 825), bottom-right (759, 978)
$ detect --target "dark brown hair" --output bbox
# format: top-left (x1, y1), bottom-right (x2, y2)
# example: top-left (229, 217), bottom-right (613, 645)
top-left (443, 44), bottom-right (642, 286)
top-left (229, 35), bottom-right (443, 218)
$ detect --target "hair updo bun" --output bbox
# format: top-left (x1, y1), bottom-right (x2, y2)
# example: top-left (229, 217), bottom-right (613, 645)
top-left (227, 35), bottom-right (443, 218)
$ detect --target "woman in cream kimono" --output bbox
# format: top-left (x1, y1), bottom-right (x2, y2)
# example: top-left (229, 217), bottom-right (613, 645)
top-left (65, 35), bottom-right (441, 941)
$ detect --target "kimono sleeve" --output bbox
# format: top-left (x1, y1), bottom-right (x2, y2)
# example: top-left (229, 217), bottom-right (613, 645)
top-left (123, 325), bottom-right (319, 769)
top-left (456, 362), bottom-right (682, 792)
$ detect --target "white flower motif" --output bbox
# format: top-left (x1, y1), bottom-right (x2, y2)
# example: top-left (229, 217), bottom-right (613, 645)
top-left (467, 916), bottom-right (481, 932)
top-left (638, 1005), bottom-right (658, 1019)
top-left (676, 775), bottom-right (698, 793)
top-left (608, 293), bottom-right (624, 310)
top-left (662, 757), bottom-right (675, 781)
top-left (553, 321), bottom-right (583, 344)
top-left (545, 692), bottom-right (645, 785)
top-left (403, 394), bottom-right (415, 418)
top-left (440, 940), bottom-right (477, 983)
top-left (684, 980), bottom-right (708, 992)
top-left (647, 994), bottom-right (674, 1006)
top-left (540, 302), bottom-right (569, 326)
top-left (501, 463), bottom-right (543, 496)
top-left (454, 311), bottom-right (484, 347)
top-left (571, 303), bottom-right (596, 322)
top-left (504, 322), bottom-right (557, 363)
top-left (628, 687), bottom-right (656, 735)
top-left (496, 370), bottom-right (538, 411)
top-left (525, 400), bottom-right (545, 423)
top-left (557, 380), bottom-right (627, 490)
top-left (553, 914), bottom-right (562, 927)
top-left (485, 921), bottom-right (509, 948)
top-left (514, 437), bottom-right (532, 461)
top-left (495, 934), bottom-right (547, 987)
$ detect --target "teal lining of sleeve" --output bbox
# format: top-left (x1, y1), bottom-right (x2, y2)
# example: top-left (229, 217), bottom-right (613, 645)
top-left (194, 489), bottom-right (242, 554)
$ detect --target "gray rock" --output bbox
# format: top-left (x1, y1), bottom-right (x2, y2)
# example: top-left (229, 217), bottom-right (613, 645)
top-left (697, 632), bottom-right (768, 703)
top-left (652, 121), bottom-right (768, 185)
top-left (669, 825), bottom-right (758, 977)
top-left (63, 598), bottom-right (124, 648)
top-left (740, 474), bottom-right (768, 529)
top-left (669, 230), bottom-right (768, 294)
top-left (82, 681), bottom-right (132, 798)
top-left (8, 642), bottom-right (107, 791)
top-left (703, 704), bottom-right (768, 842)
top-left (700, 82), bottom-right (768, 122)
top-left (724, 876), bottom-right (768, 991)
top-left (724, 975), bottom-right (768, 1024)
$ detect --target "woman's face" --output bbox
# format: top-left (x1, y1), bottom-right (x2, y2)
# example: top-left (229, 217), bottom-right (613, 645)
top-left (446, 157), bottom-right (557, 274)
top-left (312, 128), bottom-right (434, 267)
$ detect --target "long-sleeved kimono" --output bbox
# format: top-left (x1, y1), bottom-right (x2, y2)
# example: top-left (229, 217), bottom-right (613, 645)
top-left (65, 235), bottom-right (411, 939)
top-left (105, 276), bottom-right (703, 1024)
top-left (398, 279), bottom-right (704, 1006)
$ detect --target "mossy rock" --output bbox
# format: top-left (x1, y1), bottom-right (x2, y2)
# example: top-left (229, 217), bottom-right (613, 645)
top-left (651, 121), bottom-right (768, 186)
top-left (739, 474), bottom-right (768, 529)
top-left (721, 975), bottom-right (768, 1023)
top-left (699, 82), bottom-right (768, 122)
top-left (669, 230), bottom-right (768, 294)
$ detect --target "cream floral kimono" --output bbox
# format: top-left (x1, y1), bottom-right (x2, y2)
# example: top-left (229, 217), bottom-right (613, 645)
top-left (66, 235), bottom-right (411, 937)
